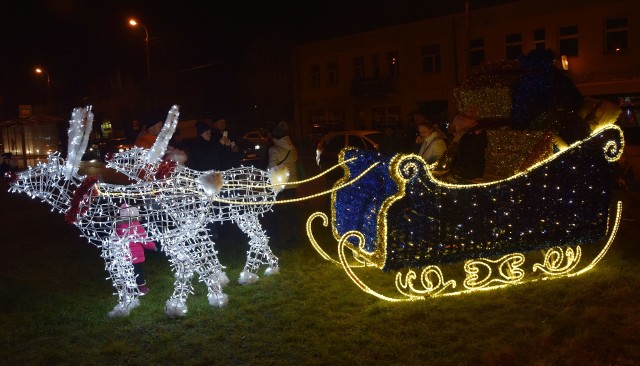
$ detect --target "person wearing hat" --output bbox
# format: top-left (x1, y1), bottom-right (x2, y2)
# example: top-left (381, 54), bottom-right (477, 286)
top-left (114, 203), bottom-right (157, 295)
top-left (186, 121), bottom-right (218, 171)
top-left (266, 121), bottom-right (301, 245)
top-left (134, 118), bottom-right (163, 149)
top-left (209, 114), bottom-right (240, 170)
top-left (445, 106), bottom-right (487, 181)
top-left (1, 152), bottom-right (17, 175)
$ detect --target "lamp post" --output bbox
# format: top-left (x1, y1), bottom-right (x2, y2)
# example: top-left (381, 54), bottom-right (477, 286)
top-left (128, 18), bottom-right (151, 79)
top-left (34, 67), bottom-right (51, 103)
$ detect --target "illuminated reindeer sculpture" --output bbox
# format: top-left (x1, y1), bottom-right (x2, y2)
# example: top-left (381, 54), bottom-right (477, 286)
top-left (8, 107), bottom-right (230, 318)
top-left (106, 105), bottom-right (284, 285)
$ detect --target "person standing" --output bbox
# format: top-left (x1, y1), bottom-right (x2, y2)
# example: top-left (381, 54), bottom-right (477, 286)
top-left (187, 121), bottom-right (217, 171)
top-left (125, 119), bottom-right (142, 145)
top-left (414, 122), bottom-right (447, 164)
top-left (115, 204), bottom-right (157, 295)
top-left (447, 108), bottom-right (488, 181)
top-left (267, 121), bottom-right (301, 245)
top-left (210, 114), bottom-right (240, 170)
top-left (134, 118), bottom-right (163, 149)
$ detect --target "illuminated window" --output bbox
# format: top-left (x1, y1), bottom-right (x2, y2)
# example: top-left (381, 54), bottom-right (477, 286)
top-left (559, 25), bottom-right (578, 56)
top-left (605, 17), bottom-right (628, 53)
top-left (505, 33), bottom-right (522, 60)
top-left (421, 44), bottom-right (441, 73)
top-left (372, 105), bottom-right (401, 128)
top-left (387, 51), bottom-right (400, 78)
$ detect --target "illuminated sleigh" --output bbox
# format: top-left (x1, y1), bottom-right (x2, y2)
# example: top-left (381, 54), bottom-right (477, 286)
top-left (307, 124), bottom-right (624, 301)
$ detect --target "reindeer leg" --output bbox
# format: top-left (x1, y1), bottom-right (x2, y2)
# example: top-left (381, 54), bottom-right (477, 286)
top-left (162, 237), bottom-right (195, 317)
top-left (190, 230), bottom-right (229, 307)
top-left (235, 213), bottom-right (279, 285)
top-left (102, 238), bottom-right (140, 318)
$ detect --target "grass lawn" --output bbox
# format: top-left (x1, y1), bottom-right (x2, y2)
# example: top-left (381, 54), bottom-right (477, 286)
top-left (1, 184), bottom-right (639, 365)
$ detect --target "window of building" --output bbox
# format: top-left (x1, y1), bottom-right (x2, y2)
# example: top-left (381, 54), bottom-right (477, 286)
top-left (605, 16), bottom-right (628, 53)
top-left (421, 44), bottom-right (441, 73)
top-left (387, 51), bottom-right (400, 78)
top-left (505, 33), bottom-right (522, 60)
top-left (310, 64), bottom-right (320, 88)
top-left (372, 54), bottom-right (380, 78)
top-left (353, 57), bottom-right (365, 79)
top-left (469, 38), bottom-right (485, 67)
top-left (534, 28), bottom-right (546, 51)
top-left (559, 25), bottom-right (579, 56)
top-left (328, 61), bottom-right (338, 86)
top-left (372, 105), bottom-right (402, 128)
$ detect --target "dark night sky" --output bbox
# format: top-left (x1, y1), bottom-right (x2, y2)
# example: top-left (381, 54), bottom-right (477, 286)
top-left (1, 0), bottom-right (516, 120)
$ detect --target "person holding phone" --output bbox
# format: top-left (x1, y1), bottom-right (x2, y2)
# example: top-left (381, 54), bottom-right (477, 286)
top-left (210, 114), bottom-right (240, 170)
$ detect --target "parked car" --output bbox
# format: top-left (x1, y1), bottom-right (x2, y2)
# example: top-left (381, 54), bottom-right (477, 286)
top-left (315, 130), bottom-right (384, 183)
top-left (242, 131), bottom-right (270, 147)
top-left (237, 133), bottom-right (269, 169)
top-left (101, 138), bottom-right (135, 161)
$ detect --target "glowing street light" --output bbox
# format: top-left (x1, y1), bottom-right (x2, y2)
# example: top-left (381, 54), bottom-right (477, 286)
top-left (128, 18), bottom-right (151, 78)
top-left (35, 67), bottom-right (51, 102)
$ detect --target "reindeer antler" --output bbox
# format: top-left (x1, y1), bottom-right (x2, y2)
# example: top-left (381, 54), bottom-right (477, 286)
top-left (64, 106), bottom-right (93, 180)
top-left (146, 105), bottom-right (180, 163)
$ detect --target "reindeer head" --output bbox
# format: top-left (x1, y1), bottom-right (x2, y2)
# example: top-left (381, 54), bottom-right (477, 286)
top-left (7, 106), bottom-right (93, 213)
top-left (106, 105), bottom-right (181, 182)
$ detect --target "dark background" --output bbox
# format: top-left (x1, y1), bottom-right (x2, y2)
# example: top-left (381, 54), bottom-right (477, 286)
top-left (1, 0), bottom-right (516, 124)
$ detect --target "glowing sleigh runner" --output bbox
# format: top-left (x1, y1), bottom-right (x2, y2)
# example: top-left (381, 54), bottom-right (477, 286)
top-left (307, 124), bottom-right (624, 301)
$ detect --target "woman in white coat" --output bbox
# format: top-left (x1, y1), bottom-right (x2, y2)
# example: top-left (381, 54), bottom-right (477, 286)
top-left (267, 121), bottom-right (301, 245)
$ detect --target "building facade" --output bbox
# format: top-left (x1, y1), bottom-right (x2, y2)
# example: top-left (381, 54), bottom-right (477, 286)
top-left (292, 0), bottom-right (639, 144)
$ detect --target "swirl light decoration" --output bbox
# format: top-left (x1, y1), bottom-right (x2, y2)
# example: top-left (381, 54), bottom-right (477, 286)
top-left (7, 105), bottom-right (376, 317)
top-left (307, 124), bottom-right (624, 301)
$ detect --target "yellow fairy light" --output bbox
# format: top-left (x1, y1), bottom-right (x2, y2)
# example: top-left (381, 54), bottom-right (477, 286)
top-left (307, 124), bottom-right (624, 301)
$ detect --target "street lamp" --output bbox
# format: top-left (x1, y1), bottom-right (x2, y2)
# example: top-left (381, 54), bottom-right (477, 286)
top-left (128, 18), bottom-right (151, 79)
top-left (34, 67), bottom-right (51, 103)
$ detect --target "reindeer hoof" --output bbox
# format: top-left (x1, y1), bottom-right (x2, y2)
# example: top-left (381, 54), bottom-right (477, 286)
top-left (238, 271), bottom-right (259, 285)
top-left (218, 271), bottom-right (230, 287)
top-left (165, 298), bottom-right (188, 317)
top-left (264, 266), bottom-right (280, 276)
top-left (208, 293), bottom-right (229, 307)
top-left (107, 299), bottom-right (140, 318)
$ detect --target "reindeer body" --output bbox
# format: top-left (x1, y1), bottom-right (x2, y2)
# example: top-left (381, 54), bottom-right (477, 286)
top-left (8, 106), bottom-right (231, 317)
top-left (106, 108), bottom-right (283, 285)
top-left (69, 174), bottom-right (229, 317)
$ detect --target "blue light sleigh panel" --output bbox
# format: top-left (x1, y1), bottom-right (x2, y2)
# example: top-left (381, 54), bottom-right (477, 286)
top-left (332, 125), bottom-right (623, 271)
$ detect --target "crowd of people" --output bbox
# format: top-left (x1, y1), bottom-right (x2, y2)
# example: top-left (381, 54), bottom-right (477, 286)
top-left (126, 111), bottom-right (304, 248)
top-left (377, 108), bottom-right (488, 183)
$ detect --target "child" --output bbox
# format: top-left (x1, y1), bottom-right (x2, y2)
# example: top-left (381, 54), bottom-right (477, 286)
top-left (116, 203), bottom-right (157, 295)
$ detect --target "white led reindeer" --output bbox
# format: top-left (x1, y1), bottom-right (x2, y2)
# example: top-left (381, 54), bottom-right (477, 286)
top-left (8, 107), bottom-right (230, 318)
top-left (106, 105), bottom-right (285, 285)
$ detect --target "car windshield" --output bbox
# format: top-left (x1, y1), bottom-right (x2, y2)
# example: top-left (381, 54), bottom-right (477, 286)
top-left (363, 132), bottom-right (385, 147)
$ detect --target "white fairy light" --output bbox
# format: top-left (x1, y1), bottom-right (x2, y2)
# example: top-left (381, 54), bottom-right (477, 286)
top-left (8, 107), bottom-right (232, 318)
top-left (106, 107), bottom-right (283, 285)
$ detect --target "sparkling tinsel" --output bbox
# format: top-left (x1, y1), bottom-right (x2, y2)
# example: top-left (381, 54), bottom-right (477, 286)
top-left (333, 126), bottom-right (622, 271)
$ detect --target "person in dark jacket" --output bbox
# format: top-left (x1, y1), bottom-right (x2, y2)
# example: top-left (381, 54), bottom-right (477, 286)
top-left (209, 115), bottom-right (240, 170)
top-left (448, 108), bottom-right (488, 181)
top-left (187, 121), bottom-right (218, 171)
